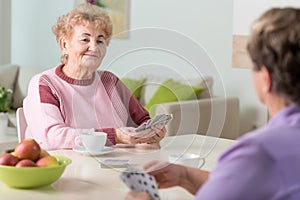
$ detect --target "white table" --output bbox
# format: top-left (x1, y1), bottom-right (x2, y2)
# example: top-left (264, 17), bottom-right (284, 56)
top-left (0, 134), bottom-right (235, 200)
top-left (0, 127), bottom-right (18, 153)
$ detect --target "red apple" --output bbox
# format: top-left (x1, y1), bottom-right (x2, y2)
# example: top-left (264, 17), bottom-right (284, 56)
top-left (14, 139), bottom-right (41, 161)
top-left (36, 155), bottom-right (59, 167)
top-left (15, 159), bottom-right (37, 167)
top-left (0, 153), bottom-right (19, 166)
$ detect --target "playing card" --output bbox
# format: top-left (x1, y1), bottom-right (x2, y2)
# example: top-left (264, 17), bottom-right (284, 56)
top-left (135, 114), bottom-right (173, 132)
top-left (120, 166), bottom-right (160, 200)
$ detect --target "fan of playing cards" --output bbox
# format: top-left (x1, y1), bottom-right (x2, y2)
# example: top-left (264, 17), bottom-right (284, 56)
top-left (135, 114), bottom-right (173, 132)
top-left (120, 166), bottom-right (160, 200)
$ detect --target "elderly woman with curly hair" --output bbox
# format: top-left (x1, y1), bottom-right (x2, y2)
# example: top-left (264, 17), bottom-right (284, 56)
top-left (23, 3), bottom-right (166, 150)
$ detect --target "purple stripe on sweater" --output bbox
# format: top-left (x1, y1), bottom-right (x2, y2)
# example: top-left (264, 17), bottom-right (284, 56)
top-left (39, 85), bottom-right (60, 107)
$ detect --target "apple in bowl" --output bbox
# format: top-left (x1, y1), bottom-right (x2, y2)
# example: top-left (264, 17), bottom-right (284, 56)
top-left (0, 155), bottom-right (71, 188)
top-left (36, 155), bottom-right (59, 167)
top-left (0, 153), bottom-right (19, 166)
top-left (14, 138), bottom-right (41, 161)
top-left (0, 138), bottom-right (71, 188)
top-left (0, 138), bottom-right (60, 168)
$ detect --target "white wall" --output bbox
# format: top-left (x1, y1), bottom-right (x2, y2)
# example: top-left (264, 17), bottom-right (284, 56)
top-left (233, 0), bottom-right (300, 35)
top-left (0, 0), bottom-right (11, 65)
top-left (11, 0), bottom-right (73, 69)
top-left (11, 0), bottom-right (273, 135)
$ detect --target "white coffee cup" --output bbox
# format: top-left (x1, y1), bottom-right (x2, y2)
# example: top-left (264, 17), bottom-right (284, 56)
top-left (168, 153), bottom-right (205, 168)
top-left (75, 131), bottom-right (107, 152)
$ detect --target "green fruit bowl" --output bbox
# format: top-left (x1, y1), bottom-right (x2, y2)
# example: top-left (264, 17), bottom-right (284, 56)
top-left (0, 155), bottom-right (71, 189)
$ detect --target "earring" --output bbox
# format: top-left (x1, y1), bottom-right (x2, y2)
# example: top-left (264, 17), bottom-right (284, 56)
top-left (262, 86), bottom-right (270, 93)
top-left (60, 54), bottom-right (69, 64)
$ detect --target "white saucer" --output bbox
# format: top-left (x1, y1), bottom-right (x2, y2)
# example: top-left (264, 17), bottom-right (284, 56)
top-left (72, 145), bottom-right (114, 156)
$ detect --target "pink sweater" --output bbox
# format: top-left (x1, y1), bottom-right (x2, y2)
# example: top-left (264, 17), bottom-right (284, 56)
top-left (24, 65), bottom-right (150, 150)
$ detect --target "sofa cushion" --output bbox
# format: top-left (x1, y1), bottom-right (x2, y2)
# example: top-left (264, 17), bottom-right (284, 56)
top-left (0, 64), bottom-right (20, 108)
top-left (187, 76), bottom-right (213, 99)
top-left (121, 77), bottom-right (146, 100)
top-left (145, 79), bottom-right (204, 117)
top-left (13, 66), bottom-right (45, 109)
top-left (0, 64), bottom-right (19, 90)
top-left (140, 75), bottom-right (213, 106)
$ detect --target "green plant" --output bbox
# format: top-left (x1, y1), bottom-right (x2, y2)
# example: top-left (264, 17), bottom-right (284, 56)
top-left (0, 86), bottom-right (12, 113)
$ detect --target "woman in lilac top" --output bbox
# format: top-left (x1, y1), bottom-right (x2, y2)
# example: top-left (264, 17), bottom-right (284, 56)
top-left (125, 7), bottom-right (300, 200)
top-left (23, 3), bottom-right (166, 150)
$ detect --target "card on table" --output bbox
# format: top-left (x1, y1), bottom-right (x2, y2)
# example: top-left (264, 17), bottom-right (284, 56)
top-left (120, 166), bottom-right (160, 200)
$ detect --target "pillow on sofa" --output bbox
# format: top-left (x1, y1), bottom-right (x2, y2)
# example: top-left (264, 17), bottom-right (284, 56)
top-left (121, 77), bottom-right (146, 99)
top-left (0, 64), bottom-right (20, 107)
top-left (140, 75), bottom-right (213, 106)
top-left (145, 79), bottom-right (204, 117)
top-left (188, 76), bottom-right (214, 99)
top-left (0, 64), bottom-right (19, 91)
top-left (13, 66), bottom-right (45, 109)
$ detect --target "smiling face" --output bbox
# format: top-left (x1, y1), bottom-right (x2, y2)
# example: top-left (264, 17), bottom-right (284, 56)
top-left (60, 23), bottom-right (107, 78)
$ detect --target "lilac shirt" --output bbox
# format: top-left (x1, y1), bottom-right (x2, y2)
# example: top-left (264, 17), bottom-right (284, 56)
top-left (195, 105), bottom-right (300, 200)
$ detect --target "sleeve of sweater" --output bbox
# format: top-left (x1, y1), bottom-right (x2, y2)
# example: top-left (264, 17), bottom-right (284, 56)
top-left (23, 74), bottom-right (116, 150)
top-left (101, 71), bottom-right (151, 127)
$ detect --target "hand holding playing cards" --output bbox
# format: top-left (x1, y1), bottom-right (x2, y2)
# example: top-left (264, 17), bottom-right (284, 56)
top-left (143, 160), bottom-right (186, 189)
top-left (116, 125), bottom-right (166, 145)
top-left (121, 166), bottom-right (161, 200)
top-left (122, 162), bottom-right (184, 200)
top-left (135, 114), bottom-right (172, 132)
top-left (144, 160), bottom-right (209, 195)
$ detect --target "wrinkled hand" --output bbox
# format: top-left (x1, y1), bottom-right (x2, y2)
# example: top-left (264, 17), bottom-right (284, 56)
top-left (146, 124), bottom-right (166, 143)
top-left (116, 125), bottom-right (166, 145)
top-left (124, 191), bottom-right (153, 200)
top-left (143, 160), bottom-right (187, 189)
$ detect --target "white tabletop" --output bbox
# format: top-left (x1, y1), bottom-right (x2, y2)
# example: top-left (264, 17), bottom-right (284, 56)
top-left (0, 134), bottom-right (235, 200)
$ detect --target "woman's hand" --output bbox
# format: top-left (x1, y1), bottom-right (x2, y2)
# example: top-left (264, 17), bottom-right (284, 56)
top-left (150, 124), bottom-right (167, 143)
top-left (144, 160), bottom-right (209, 195)
top-left (143, 160), bottom-right (187, 189)
top-left (116, 125), bottom-right (167, 145)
